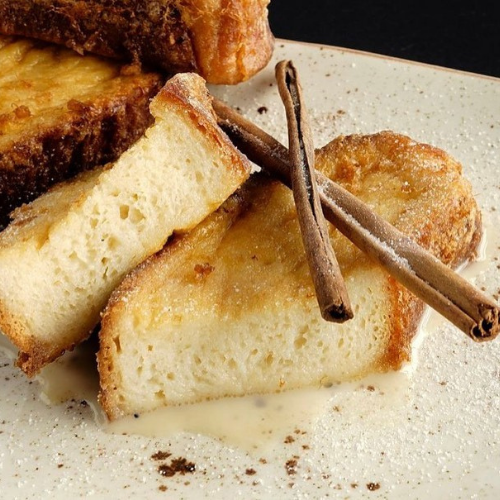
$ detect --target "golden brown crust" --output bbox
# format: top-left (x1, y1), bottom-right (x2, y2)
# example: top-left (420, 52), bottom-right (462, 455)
top-left (315, 131), bottom-right (482, 370)
top-left (0, 36), bottom-right (164, 228)
top-left (0, 295), bottom-right (67, 376)
top-left (0, 0), bottom-right (274, 84)
top-left (381, 278), bottom-right (425, 370)
top-left (181, 0), bottom-right (274, 84)
top-left (152, 72), bottom-right (254, 180)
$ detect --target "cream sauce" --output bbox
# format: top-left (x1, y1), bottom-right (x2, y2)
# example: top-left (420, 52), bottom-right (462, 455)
top-left (108, 387), bottom-right (334, 453)
top-left (106, 370), bottom-right (410, 453)
top-left (0, 331), bottom-right (17, 359)
top-left (36, 337), bottom-right (104, 422)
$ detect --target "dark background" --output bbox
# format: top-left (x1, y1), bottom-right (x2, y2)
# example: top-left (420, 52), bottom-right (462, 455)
top-left (268, 0), bottom-right (499, 78)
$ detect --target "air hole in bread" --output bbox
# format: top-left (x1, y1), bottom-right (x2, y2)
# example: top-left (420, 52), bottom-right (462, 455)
top-left (264, 353), bottom-right (274, 366)
top-left (294, 329), bottom-right (308, 349)
top-left (119, 205), bottom-right (130, 220)
top-left (107, 236), bottom-right (119, 251)
top-left (128, 207), bottom-right (145, 224)
top-left (113, 336), bottom-right (121, 354)
top-left (155, 390), bottom-right (166, 401)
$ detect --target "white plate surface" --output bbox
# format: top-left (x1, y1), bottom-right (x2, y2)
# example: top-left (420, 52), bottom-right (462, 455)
top-left (1, 40), bottom-right (500, 499)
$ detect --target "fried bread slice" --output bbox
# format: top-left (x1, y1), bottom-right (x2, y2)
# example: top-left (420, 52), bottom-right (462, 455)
top-left (0, 72), bottom-right (251, 376)
top-left (97, 131), bottom-right (481, 420)
top-left (0, 0), bottom-right (274, 84)
top-left (0, 35), bottom-right (164, 227)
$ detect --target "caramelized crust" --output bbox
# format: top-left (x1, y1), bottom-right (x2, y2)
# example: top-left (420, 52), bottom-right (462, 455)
top-left (317, 132), bottom-right (482, 369)
top-left (0, 0), bottom-right (274, 84)
top-left (317, 133), bottom-right (482, 269)
top-left (98, 131), bottom-right (481, 419)
top-left (0, 35), bottom-right (164, 227)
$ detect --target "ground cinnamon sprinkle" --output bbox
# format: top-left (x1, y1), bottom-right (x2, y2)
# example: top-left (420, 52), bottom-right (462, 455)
top-left (285, 459), bottom-right (298, 475)
top-left (157, 457), bottom-right (196, 477)
top-left (151, 451), bottom-right (172, 461)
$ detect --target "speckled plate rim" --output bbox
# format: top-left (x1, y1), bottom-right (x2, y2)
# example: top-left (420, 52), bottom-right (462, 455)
top-left (277, 37), bottom-right (500, 82)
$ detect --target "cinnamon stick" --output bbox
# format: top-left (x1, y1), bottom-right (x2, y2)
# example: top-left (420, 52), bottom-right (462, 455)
top-left (212, 98), bottom-right (500, 342)
top-left (275, 60), bottom-right (353, 322)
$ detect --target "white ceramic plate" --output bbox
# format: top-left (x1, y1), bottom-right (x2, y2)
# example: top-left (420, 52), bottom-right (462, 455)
top-left (1, 40), bottom-right (500, 499)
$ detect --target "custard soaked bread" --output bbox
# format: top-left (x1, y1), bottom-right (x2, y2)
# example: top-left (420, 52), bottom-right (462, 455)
top-left (98, 132), bottom-right (481, 420)
top-left (0, 0), bottom-right (274, 84)
top-left (0, 73), bottom-right (251, 376)
top-left (0, 35), bottom-right (164, 227)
